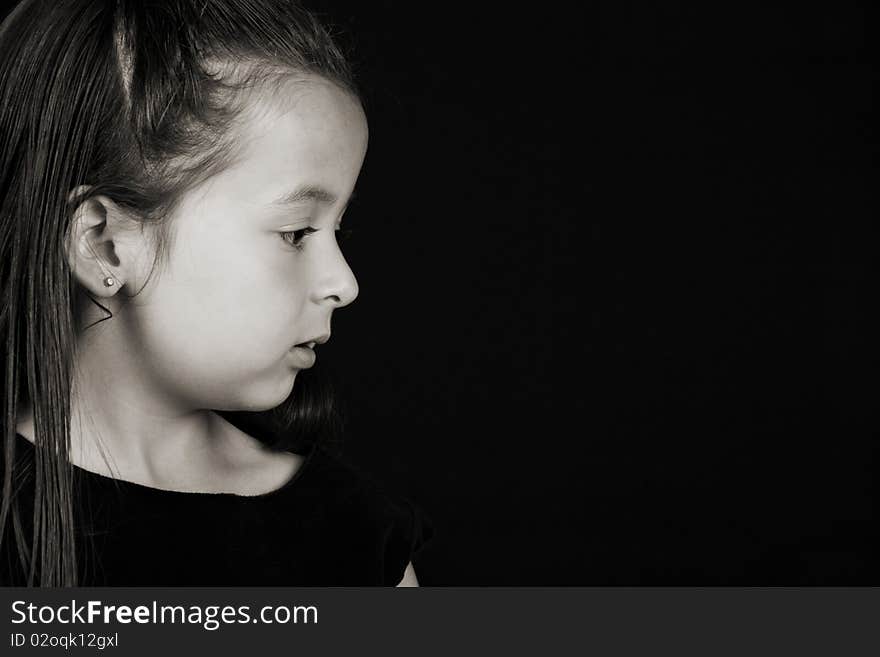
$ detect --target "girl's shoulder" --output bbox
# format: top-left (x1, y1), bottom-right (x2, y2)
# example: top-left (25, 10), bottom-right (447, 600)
top-left (213, 418), bottom-right (433, 539)
top-left (2, 429), bottom-right (435, 585)
top-left (302, 442), bottom-right (421, 520)
top-left (300, 445), bottom-right (435, 583)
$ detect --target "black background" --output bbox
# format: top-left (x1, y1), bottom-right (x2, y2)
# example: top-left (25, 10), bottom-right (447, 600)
top-left (311, 1), bottom-right (875, 584)
top-left (1, 0), bottom-right (873, 584)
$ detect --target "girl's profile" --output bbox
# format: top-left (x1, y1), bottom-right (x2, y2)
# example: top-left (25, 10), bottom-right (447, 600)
top-left (0, 0), bottom-right (432, 586)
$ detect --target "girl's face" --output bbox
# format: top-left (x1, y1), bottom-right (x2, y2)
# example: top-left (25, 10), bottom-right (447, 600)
top-left (122, 77), bottom-right (366, 412)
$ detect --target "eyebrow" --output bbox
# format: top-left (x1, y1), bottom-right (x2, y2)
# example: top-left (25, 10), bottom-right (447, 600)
top-left (269, 184), bottom-right (356, 212)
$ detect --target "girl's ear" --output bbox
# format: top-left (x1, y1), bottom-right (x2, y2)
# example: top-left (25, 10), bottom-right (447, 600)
top-left (64, 185), bottom-right (136, 297)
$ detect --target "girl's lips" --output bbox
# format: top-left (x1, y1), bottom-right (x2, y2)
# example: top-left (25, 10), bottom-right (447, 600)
top-left (289, 345), bottom-right (316, 369)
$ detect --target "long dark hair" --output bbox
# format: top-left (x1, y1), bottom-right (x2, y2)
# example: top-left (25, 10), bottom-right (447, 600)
top-left (0, 0), bottom-right (358, 586)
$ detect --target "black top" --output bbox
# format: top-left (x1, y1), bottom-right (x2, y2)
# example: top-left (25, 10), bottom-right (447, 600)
top-left (1, 431), bottom-right (433, 586)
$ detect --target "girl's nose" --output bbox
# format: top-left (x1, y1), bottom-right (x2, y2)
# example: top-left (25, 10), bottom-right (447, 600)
top-left (318, 251), bottom-right (359, 309)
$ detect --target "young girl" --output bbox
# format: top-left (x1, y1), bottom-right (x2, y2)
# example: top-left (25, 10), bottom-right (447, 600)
top-left (0, 0), bottom-right (432, 586)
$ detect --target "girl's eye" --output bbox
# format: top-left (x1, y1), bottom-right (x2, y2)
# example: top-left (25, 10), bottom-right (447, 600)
top-left (280, 226), bottom-right (356, 251)
top-left (280, 227), bottom-right (318, 250)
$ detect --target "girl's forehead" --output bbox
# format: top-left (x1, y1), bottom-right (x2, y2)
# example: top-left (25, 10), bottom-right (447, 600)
top-left (195, 78), bottom-right (367, 207)
top-left (236, 78), bottom-right (367, 169)
top-left (247, 76), bottom-right (366, 139)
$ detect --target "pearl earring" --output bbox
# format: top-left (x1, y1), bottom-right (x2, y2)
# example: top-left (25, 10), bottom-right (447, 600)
top-left (103, 276), bottom-right (115, 287)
